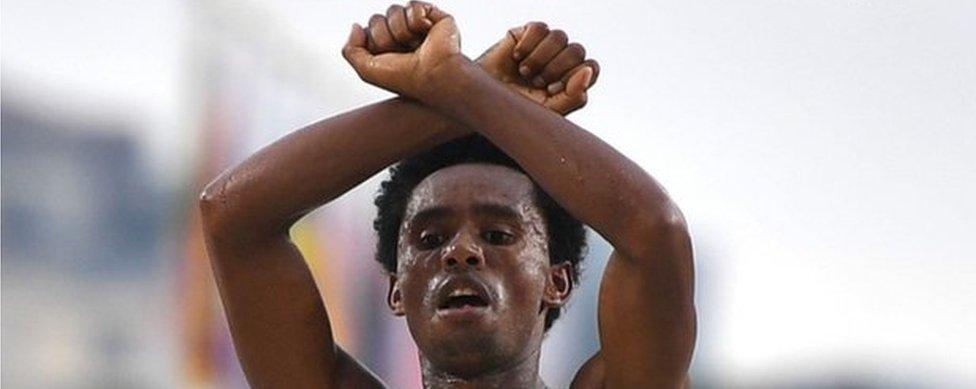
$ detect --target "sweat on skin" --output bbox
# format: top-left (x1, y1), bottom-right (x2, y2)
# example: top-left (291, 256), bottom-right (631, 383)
top-left (198, 2), bottom-right (694, 388)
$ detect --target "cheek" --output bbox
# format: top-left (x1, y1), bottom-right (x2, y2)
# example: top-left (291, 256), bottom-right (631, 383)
top-left (395, 252), bottom-right (440, 310)
top-left (396, 273), bottom-right (430, 320)
top-left (496, 235), bottom-right (551, 310)
top-left (397, 244), bottom-right (419, 271)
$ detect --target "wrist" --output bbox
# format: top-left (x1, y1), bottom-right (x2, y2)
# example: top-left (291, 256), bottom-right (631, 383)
top-left (419, 54), bottom-right (479, 106)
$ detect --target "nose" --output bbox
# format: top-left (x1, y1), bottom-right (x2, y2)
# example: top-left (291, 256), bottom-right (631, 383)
top-left (440, 230), bottom-right (485, 270)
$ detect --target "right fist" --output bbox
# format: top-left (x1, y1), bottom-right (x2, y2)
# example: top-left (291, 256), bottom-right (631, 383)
top-left (362, 1), bottom-right (444, 53)
top-left (342, 2), bottom-right (461, 99)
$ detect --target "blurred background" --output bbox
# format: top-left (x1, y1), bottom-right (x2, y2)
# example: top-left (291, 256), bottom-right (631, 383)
top-left (3, 0), bottom-right (974, 387)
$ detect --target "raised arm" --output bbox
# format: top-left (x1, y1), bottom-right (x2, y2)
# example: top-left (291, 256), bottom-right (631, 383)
top-left (199, 100), bottom-right (463, 388)
top-left (198, 3), bottom-right (596, 387)
top-left (343, 8), bottom-right (695, 388)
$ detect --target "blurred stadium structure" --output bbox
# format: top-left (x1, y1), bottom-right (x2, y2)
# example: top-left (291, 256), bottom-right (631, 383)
top-left (3, 0), bottom-right (975, 388)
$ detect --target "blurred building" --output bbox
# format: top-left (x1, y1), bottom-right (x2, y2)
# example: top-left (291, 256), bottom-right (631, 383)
top-left (2, 97), bottom-right (174, 387)
top-left (2, 103), bottom-right (162, 275)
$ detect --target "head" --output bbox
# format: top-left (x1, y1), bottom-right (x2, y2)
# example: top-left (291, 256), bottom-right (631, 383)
top-left (373, 135), bottom-right (586, 375)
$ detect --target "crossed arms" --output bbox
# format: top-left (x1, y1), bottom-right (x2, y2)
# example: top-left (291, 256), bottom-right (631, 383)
top-left (199, 3), bottom-right (695, 388)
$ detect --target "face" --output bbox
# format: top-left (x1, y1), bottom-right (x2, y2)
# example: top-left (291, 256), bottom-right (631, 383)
top-left (388, 163), bottom-right (572, 377)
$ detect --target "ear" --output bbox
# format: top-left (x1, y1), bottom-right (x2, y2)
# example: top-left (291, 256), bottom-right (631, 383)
top-left (387, 275), bottom-right (405, 316)
top-left (542, 262), bottom-right (573, 308)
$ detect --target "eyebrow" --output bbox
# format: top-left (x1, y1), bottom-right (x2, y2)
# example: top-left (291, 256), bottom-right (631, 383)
top-left (409, 202), bottom-right (522, 226)
top-left (472, 203), bottom-right (522, 221)
top-left (410, 206), bottom-right (453, 226)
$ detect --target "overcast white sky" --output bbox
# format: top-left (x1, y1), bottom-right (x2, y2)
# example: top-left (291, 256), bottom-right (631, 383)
top-left (4, 0), bottom-right (975, 385)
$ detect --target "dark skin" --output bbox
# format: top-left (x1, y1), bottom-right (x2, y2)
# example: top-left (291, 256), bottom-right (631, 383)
top-left (199, 2), bottom-right (694, 388)
top-left (394, 164), bottom-right (563, 388)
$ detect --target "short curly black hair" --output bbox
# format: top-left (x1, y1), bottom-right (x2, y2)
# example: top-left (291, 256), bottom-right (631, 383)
top-left (373, 134), bottom-right (587, 331)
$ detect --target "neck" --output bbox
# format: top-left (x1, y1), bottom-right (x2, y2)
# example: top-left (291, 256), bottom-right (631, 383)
top-left (420, 347), bottom-right (547, 389)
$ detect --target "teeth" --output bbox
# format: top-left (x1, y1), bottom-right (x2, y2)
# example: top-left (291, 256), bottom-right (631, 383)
top-left (449, 288), bottom-right (477, 297)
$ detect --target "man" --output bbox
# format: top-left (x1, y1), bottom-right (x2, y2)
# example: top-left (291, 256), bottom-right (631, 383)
top-left (199, 2), bottom-right (695, 388)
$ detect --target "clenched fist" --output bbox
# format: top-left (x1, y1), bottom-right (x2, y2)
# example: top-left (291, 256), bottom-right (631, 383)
top-left (478, 21), bottom-right (599, 114)
top-left (342, 2), bottom-right (460, 100)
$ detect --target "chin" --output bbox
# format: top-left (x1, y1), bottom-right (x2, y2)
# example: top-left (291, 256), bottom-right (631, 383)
top-left (423, 335), bottom-right (511, 379)
top-left (414, 315), bottom-right (540, 379)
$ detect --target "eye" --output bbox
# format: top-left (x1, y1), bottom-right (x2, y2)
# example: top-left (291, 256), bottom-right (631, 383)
top-left (482, 230), bottom-right (515, 246)
top-left (418, 232), bottom-right (446, 249)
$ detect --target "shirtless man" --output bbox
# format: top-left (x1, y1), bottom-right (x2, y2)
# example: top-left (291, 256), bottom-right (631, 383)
top-left (199, 2), bottom-right (695, 388)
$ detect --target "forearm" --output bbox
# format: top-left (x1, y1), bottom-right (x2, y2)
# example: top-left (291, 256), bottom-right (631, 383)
top-left (424, 58), bottom-right (683, 259)
top-left (200, 97), bottom-right (468, 240)
top-left (425, 57), bottom-right (695, 388)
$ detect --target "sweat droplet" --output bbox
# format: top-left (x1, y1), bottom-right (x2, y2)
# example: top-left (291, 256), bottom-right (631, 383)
top-left (559, 157), bottom-right (566, 164)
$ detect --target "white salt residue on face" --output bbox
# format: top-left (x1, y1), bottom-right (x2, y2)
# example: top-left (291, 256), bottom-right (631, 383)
top-left (511, 196), bottom-right (552, 305)
top-left (397, 182), bottom-right (436, 273)
top-left (516, 195), bottom-right (550, 263)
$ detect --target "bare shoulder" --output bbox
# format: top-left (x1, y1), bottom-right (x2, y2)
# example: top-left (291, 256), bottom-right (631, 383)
top-left (334, 347), bottom-right (387, 389)
top-left (570, 352), bottom-right (605, 389)
top-left (570, 351), bottom-right (692, 389)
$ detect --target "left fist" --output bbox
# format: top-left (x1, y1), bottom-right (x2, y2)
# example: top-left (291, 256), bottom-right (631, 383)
top-left (477, 22), bottom-right (599, 115)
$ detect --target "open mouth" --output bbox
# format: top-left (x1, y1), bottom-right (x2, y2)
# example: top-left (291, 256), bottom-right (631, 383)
top-left (438, 290), bottom-right (489, 310)
top-left (433, 276), bottom-right (494, 315)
